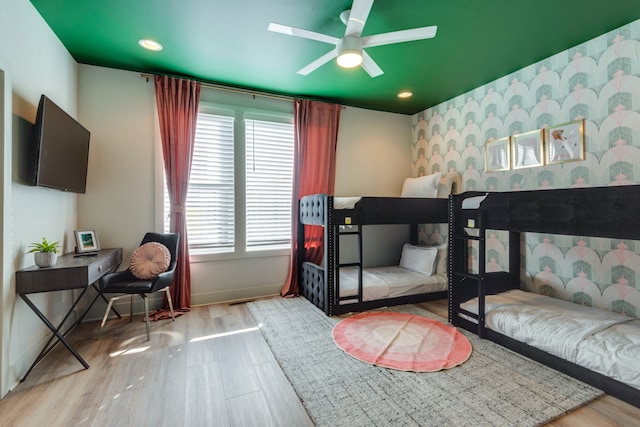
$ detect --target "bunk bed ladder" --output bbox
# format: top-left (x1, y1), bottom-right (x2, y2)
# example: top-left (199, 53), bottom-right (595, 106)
top-left (449, 192), bottom-right (486, 336)
top-left (335, 225), bottom-right (364, 304)
top-left (477, 210), bottom-right (487, 338)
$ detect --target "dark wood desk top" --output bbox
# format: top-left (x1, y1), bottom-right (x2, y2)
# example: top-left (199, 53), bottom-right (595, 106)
top-left (16, 248), bottom-right (123, 294)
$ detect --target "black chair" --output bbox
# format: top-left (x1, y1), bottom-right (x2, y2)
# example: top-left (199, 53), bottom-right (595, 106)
top-left (97, 232), bottom-right (180, 341)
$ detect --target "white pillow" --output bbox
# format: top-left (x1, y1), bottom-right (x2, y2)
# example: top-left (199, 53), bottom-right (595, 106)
top-left (434, 243), bottom-right (448, 274)
top-left (399, 243), bottom-right (438, 276)
top-left (436, 176), bottom-right (454, 198)
top-left (401, 173), bottom-right (441, 198)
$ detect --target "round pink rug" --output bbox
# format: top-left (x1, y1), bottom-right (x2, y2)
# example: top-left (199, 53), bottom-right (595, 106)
top-left (332, 311), bottom-right (472, 372)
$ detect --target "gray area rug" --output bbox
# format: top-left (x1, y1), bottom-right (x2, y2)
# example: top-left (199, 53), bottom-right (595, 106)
top-left (246, 297), bottom-right (603, 427)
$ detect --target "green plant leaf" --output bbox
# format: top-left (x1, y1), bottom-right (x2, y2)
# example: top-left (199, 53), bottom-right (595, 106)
top-left (26, 237), bottom-right (60, 254)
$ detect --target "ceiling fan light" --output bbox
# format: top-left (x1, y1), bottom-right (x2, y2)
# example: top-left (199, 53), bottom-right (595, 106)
top-left (337, 51), bottom-right (363, 68)
top-left (337, 35), bottom-right (363, 68)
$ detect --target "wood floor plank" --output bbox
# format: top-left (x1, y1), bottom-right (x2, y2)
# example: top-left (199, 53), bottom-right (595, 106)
top-left (241, 330), bottom-right (278, 365)
top-left (546, 395), bottom-right (640, 427)
top-left (91, 387), bottom-right (148, 426)
top-left (185, 309), bottom-right (220, 367)
top-left (254, 361), bottom-right (314, 427)
top-left (185, 361), bottom-right (230, 427)
top-left (226, 390), bottom-right (275, 427)
top-left (215, 334), bottom-right (263, 399)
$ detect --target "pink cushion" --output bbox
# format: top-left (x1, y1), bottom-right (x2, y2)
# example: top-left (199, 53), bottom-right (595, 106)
top-left (129, 242), bottom-right (171, 280)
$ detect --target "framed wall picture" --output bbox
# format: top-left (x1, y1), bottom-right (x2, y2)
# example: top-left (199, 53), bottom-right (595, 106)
top-left (511, 129), bottom-right (544, 169)
top-left (484, 136), bottom-right (511, 172)
top-left (545, 119), bottom-right (585, 165)
top-left (74, 230), bottom-right (100, 254)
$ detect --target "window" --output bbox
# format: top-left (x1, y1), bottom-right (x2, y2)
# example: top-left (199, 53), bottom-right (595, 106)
top-left (164, 100), bottom-right (294, 256)
top-left (245, 118), bottom-right (294, 249)
top-left (185, 113), bottom-right (235, 250)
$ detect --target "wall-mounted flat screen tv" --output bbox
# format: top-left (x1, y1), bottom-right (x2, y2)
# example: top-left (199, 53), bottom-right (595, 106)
top-left (33, 95), bottom-right (90, 194)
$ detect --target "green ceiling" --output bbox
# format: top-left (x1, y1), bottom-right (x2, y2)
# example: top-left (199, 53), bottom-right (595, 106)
top-left (30, 0), bottom-right (639, 114)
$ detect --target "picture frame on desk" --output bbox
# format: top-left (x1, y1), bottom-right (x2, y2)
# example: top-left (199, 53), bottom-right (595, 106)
top-left (75, 229), bottom-right (100, 254)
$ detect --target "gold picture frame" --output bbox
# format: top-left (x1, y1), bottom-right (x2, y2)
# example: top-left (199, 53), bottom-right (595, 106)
top-left (484, 136), bottom-right (511, 172)
top-left (545, 119), bottom-right (585, 165)
top-left (511, 129), bottom-right (544, 169)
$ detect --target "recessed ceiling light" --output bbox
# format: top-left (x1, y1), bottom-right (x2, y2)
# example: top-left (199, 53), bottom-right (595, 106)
top-left (397, 91), bottom-right (413, 99)
top-left (138, 39), bottom-right (163, 51)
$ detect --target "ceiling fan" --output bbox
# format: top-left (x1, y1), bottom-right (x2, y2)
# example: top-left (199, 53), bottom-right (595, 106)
top-left (267, 0), bottom-right (437, 78)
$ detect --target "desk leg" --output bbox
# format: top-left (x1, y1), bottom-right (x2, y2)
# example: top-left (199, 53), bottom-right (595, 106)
top-left (29, 286), bottom-right (92, 365)
top-left (19, 293), bottom-right (90, 382)
top-left (67, 283), bottom-right (122, 333)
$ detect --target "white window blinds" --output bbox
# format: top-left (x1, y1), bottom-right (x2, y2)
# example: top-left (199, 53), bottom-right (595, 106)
top-left (165, 113), bottom-right (235, 250)
top-left (245, 119), bottom-right (294, 249)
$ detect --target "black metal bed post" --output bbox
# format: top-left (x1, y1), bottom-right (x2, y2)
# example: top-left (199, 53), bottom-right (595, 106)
top-left (357, 225), bottom-right (363, 304)
top-left (297, 203), bottom-right (305, 297)
top-left (325, 195), bottom-right (334, 316)
top-left (447, 195), bottom-right (455, 325)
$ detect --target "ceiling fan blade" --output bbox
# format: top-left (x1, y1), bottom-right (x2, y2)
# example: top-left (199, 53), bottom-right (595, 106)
top-left (268, 23), bottom-right (339, 45)
top-left (362, 26), bottom-right (437, 48)
top-left (345, 0), bottom-right (374, 37)
top-left (297, 49), bottom-right (338, 75)
top-left (360, 50), bottom-right (383, 78)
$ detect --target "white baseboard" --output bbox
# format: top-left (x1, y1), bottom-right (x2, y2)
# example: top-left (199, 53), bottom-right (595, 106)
top-left (191, 283), bottom-right (283, 306)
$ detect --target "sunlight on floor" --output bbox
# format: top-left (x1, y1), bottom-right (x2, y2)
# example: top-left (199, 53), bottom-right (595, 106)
top-left (109, 346), bottom-right (150, 358)
top-left (189, 324), bottom-right (263, 343)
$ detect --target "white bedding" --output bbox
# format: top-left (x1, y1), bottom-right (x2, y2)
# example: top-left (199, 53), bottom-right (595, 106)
top-left (338, 266), bottom-right (447, 302)
top-left (334, 197), bottom-right (362, 209)
top-left (577, 320), bottom-right (640, 389)
top-left (460, 290), bottom-right (639, 389)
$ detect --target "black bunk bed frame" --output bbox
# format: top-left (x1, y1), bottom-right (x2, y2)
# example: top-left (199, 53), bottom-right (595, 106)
top-left (298, 194), bottom-right (449, 316)
top-left (448, 185), bottom-right (640, 408)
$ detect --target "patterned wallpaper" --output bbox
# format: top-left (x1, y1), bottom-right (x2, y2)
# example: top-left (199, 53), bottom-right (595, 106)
top-left (411, 19), bottom-right (640, 318)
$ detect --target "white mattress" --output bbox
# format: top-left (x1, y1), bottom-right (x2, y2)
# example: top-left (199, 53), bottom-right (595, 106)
top-left (334, 197), bottom-right (362, 209)
top-left (338, 266), bottom-right (447, 303)
top-left (460, 290), bottom-right (639, 390)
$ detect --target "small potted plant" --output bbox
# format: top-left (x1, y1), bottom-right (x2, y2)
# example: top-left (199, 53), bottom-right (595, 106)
top-left (27, 237), bottom-right (60, 268)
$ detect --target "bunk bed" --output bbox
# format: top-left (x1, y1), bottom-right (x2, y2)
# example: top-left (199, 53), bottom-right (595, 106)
top-left (448, 185), bottom-right (640, 408)
top-left (298, 191), bottom-right (450, 316)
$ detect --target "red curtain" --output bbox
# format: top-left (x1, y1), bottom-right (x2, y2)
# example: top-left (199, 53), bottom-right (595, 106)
top-left (151, 76), bottom-right (201, 319)
top-left (281, 99), bottom-right (341, 297)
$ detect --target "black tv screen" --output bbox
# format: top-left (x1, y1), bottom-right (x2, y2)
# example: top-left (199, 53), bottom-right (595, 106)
top-left (33, 95), bottom-right (90, 194)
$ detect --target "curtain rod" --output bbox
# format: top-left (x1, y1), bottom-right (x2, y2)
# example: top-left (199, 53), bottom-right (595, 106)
top-left (140, 72), bottom-right (294, 103)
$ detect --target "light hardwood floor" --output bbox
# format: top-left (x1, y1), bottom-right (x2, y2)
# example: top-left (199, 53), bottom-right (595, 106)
top-left (0, 298), bottom-right (638, 426)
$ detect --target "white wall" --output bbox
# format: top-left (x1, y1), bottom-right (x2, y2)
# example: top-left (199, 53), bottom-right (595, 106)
top-left (335, 107), bottom-right (412, 197)
top-left (77, 66), bottom-right (157, 257)
top-left (0, 0), bottom-right (79, 398)
top-left (0, 51), bottom-right (11, 403)
top-left (77, 65), bottom-right (413, 307)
